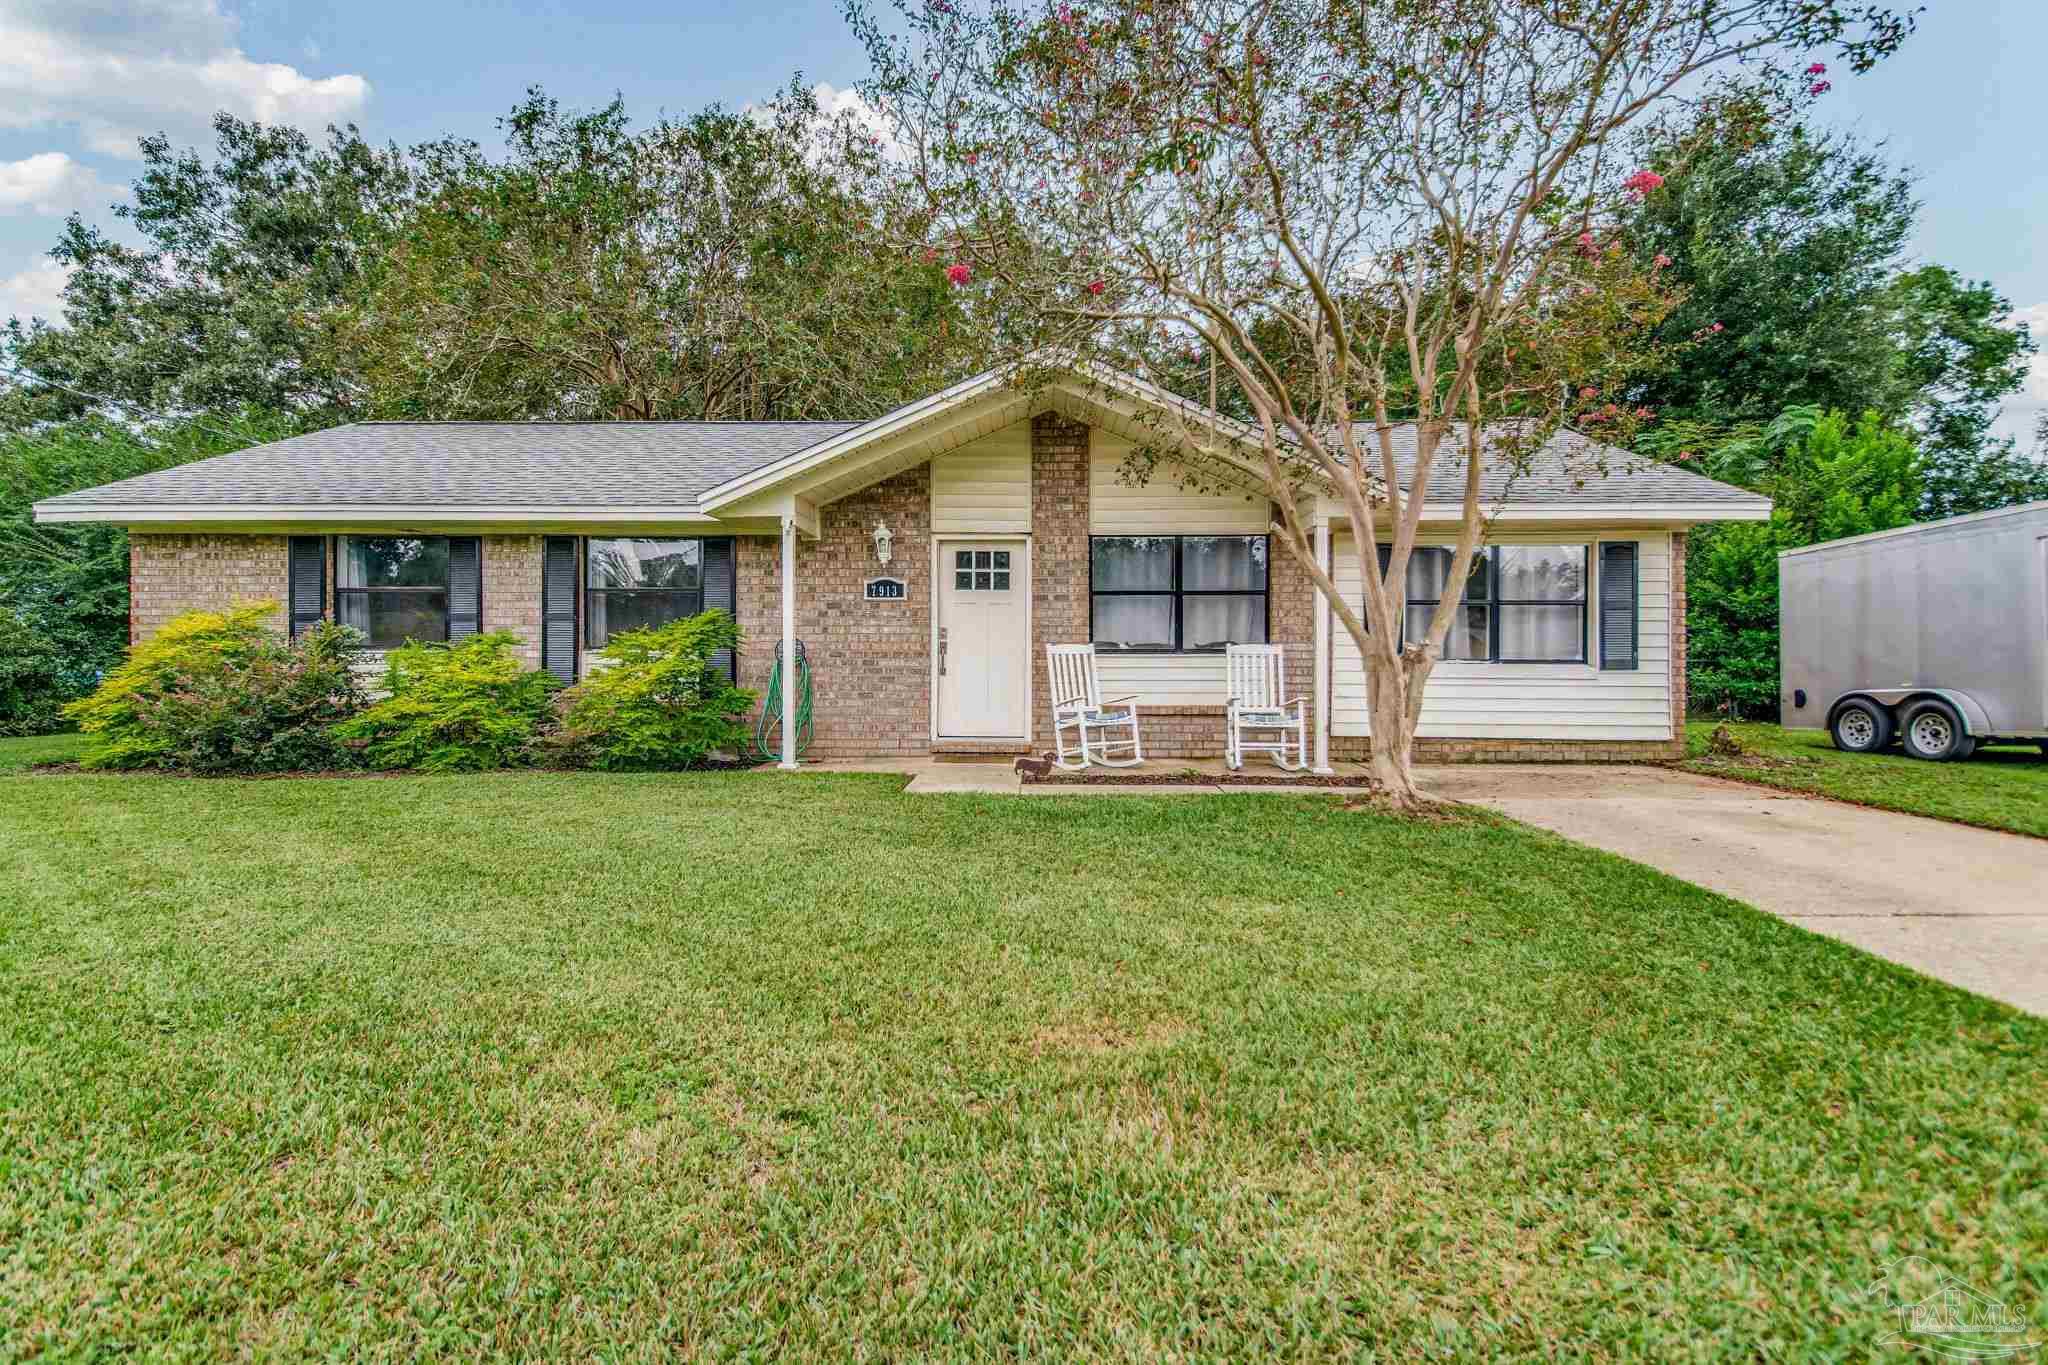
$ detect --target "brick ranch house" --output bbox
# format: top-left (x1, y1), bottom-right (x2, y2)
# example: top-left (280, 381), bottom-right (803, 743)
top-left (34, 361), bottom-right (1769, 767)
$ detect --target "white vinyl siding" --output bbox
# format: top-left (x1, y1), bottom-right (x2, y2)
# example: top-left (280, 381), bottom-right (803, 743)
top-left (1090, 435), bottom-right (1269, 534)
top-left (1089, 437), bottom-right (1271, 705)
top-left (931, 421), bottom-right (1031, 533)
top-left (1330, 529), bottom-right (1673, 740)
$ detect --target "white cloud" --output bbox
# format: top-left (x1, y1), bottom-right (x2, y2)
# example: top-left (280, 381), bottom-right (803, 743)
top-left (0, 151), bottom-right (121, 216)
top-left (0, 258), bottom-right (72, 324)
top-left (0, 0), bottom-right (371, 158)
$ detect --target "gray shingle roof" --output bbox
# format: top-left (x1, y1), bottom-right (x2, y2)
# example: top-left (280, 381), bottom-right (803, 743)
top-left (1362, 424), bottom-right (1767, 506)
top-left (35, 421), bottom-right (861, 509)
top-left (34, 409), bottom-right (1765, 515)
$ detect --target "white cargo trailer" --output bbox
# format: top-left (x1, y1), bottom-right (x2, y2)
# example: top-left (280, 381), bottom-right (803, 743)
top-left (1779, 501), bottom-right (2048, 761)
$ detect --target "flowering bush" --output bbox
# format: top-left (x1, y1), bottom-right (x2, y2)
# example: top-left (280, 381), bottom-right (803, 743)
top-left (64, 602), bottom-right (370, 772)
top-left (542, 611), bottom-right (754, 771)
top-left (331, 632), bottom-right (559, 773)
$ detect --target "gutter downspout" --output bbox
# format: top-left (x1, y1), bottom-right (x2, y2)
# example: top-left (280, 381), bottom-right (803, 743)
top-left (779, 514), bottom-right (800, 771)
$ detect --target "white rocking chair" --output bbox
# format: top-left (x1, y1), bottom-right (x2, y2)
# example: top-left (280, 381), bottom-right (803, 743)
top-left (1045, 644), bottom-right (1143, 770)
top-left (1226, 644), bottom-right (1307, 771)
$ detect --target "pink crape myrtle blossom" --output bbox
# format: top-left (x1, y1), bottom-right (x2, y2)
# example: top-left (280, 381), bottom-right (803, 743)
top-left (1623, 170), bottom-right (1665, 199)
top-left (1809, 80), bottom-right (1832, 95)
top-left (1806, 61), bottom-right (1827, 75)
top-left (945, 263), bottom-right (972, 286)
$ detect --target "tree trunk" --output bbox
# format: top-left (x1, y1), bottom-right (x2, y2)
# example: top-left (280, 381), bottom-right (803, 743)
top-left (1367, 652), bottom-right (1435, 808)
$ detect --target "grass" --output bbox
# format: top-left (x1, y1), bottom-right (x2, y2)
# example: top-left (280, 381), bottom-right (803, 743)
top-left (0, 730), bottom-right (83, 771)
top-left (1, 746), bottom-right (2043, 1358)
top-left (1682, 719), bottom-right (2048, 839)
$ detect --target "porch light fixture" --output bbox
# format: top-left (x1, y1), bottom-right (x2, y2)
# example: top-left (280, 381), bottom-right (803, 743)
top-left (872, 520), bottom-right (894, 566)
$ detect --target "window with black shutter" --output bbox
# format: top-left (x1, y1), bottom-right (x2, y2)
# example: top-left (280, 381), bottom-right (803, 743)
top-left (287, 536), bottom-right (327, 638)
top-left (541, 536), bottom-right (579, 683)
top-left (1598, 542), bottom-right (1640, 670)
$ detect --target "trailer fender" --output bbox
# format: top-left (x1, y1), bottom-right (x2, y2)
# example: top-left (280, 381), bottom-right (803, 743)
top-left (1830, 688), bottom-right (1992, 737)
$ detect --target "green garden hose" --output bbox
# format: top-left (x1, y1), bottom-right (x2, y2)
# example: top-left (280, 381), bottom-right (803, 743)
top-left (753, 638), bottom-right (814, 761)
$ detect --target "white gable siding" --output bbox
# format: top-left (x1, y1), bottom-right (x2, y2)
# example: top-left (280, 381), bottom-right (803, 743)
top-left (930, 420), bottom-right (1031, 533)
top-left (1090, 434), bottom-right (1269, 534)
top-left (1088, 434), bottom-right (1273, 705)
top-left (1330, 529), bottom-right (1673, 740)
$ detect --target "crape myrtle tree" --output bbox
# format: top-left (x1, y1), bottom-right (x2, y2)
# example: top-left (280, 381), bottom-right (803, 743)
top-left (846, 0), bottom-right (1912, 803)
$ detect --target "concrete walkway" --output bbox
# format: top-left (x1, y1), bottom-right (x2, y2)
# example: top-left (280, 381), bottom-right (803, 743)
top-left (1423, 765), bottom-right (2048, 1015)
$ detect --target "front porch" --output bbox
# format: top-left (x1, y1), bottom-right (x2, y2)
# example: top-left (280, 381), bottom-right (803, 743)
top-left (791, 753), bottom-right (1378, 795)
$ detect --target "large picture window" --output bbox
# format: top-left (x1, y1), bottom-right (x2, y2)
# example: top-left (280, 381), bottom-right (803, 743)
top-left (586, 538), bottom-right (703, 647)
top-left (1090, 535), bottom-right (1268, 652)
top-left (337, 536), bottom-right (450, 648)
top-left (1397, 544), bottom-right (1588, 664)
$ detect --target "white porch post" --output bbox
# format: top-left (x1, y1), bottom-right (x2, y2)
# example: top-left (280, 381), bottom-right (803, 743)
top-left (779, 513), bottom-right (799, 771)
top-left (1312, 519), bottom-right (1333, 774)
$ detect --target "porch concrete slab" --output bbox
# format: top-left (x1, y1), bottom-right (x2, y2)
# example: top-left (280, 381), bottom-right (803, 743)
top-left (903, 767), bottom-right (1024, 795)
top-left (1422, 764), bottom-right (2048, 1015)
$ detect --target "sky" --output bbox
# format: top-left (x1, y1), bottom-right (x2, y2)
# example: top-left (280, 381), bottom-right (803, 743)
top-left (1, 0), bottom-right (2043, 442)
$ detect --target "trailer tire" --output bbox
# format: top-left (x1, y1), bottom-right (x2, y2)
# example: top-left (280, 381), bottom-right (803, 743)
top-left (1829, 700), bottom-right (1894, 754)
top-left (1900, 699), bottom-right (1973, 761)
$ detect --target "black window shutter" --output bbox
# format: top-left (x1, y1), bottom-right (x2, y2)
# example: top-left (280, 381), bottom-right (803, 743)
top-left (447, 537), bottom-right (482, 641)
top-left (702, 537), bottom-right (737, 681)
top-left (1599, 541), bottom-right (1639, 670)
top-left (288, 536), bottom-right (327, 638)
top-left (541, 536), bottom-right (579, 682)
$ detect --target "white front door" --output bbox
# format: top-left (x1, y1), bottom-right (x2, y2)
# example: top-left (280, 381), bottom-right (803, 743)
top-left (937, 541), bottom-right (1029, 739)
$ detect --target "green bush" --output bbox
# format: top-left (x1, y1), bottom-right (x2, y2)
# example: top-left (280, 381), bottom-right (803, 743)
top-left (545, 611), bottom-right (754, 770)
top-left (0, 607), bottom-right (77, 737)
top-left (332, 632), bottom-right (558, 772)
top-left (63, 602), bottom-right (370, 772)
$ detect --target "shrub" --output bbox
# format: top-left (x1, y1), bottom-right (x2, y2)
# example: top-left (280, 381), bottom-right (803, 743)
top-left (545, 611), bottom-right (755, 770)
top-left (0, 607), bottom-right (77, 737)
top-left (332, 632), bottom-right (558, 772)
top-left (63, 602), bottom-right (370, 772)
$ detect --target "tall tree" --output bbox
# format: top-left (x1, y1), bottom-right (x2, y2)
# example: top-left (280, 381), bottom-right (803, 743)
top-left (851, 0), bottom-right (1908, 804)
top-left (1, 116), bottom-right (414, 427)
top-left (1619, 111), bottom-right (2038, 516)
top-left (346, 84), bottom-right (978, 421)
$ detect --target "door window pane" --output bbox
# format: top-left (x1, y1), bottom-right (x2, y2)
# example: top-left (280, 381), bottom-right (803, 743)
top-left (1092, 595), bottom-right (1175, 650)
top-left (1183, 594), bottom-right (1266, 649)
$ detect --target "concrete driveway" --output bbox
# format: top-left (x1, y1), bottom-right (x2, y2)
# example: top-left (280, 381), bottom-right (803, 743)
top-left (1423, 764), bottom-right (2048, 1015)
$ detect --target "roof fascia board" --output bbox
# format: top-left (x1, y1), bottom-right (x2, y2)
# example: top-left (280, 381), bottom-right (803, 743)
top-left (34, 503), bottom-right (722, 526)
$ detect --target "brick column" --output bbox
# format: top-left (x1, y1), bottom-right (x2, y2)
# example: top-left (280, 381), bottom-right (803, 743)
top-left (1030, 412), bottom-right (1091, 747)
top-left (481, 534), bottom-right (545, 669)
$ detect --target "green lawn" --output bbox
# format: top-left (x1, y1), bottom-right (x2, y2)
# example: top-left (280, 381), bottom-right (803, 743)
top-left (1683, 719), bottom-right (2048, 839)
top-left (1, 749), bottom-right (2042, 1357)
top-left (0, 730), bottom-right (82, 770)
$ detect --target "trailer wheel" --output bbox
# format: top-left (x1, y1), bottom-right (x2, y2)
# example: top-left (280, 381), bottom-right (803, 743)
top-left (1829, 700), bottom-right (1894, 754)
top-left (1900, 699), bottom-right (1974, 761)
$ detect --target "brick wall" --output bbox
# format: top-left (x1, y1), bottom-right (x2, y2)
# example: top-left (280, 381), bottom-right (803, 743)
top-left (129, 534), bottom-right (290, 641)
top-left (128, 532), bottom-right (546, 666)
top-left (1029, 412), bottom-right (1091, 741)
top-left (481, 534), bottom-right (544, 668)
top-left (736, 465), bottom-right (934, 759)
